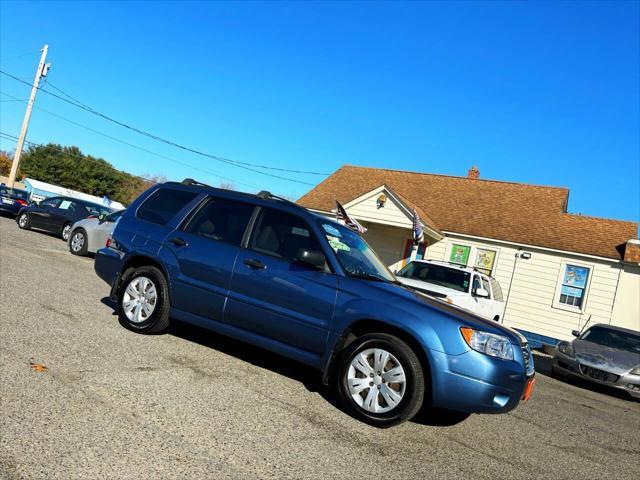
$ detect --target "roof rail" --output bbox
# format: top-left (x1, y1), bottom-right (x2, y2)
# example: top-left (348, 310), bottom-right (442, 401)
top-left (256, 190), bottom-right (302, 208)
top-left (181, 178), bottom-right (212, 188)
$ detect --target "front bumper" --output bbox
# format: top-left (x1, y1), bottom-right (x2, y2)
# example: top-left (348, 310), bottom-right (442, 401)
top-left (553, 351), bottom-right (640, 397)
top-left (430, 347), bottom-right (534, 413)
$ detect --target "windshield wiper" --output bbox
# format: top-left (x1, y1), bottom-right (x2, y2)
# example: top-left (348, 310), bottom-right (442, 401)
top-left (347, 271), bottom-right (389, 283)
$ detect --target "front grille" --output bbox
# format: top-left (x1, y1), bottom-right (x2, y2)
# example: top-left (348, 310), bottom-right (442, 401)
top-left (579, 365), bottom-right (620, 383)
top-left (521, 342), bottom-right (533, 375)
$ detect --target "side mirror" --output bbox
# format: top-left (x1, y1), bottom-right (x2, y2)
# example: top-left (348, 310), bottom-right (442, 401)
top-left (571, 330), bottom-right (580, 337)
top-left (295, 249), bottom-right (326, 270)
top-left (475, 287), bottom-right (490, 298)
top-left (98, 213), bottom-right (108, 223)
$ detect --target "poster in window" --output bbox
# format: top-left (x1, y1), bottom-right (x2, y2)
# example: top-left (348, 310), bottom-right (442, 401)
top-left (474, 249), bottom-right (496, 274)
top-left (449, 244), bottom-right (470, 265)
top-left (563, 265), bottom-right (589, 288)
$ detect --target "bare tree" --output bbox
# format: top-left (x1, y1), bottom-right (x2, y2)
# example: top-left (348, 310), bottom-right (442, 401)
top-left (218, 181), bottom-right (235, 190)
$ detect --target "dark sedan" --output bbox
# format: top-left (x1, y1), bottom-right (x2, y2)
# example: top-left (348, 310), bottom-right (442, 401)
top-left (0, 185), bottom-right (30, 217)
top-left (553, 324), bottom-right (640, 399)
top-left (16, 196), bottom-right (114, 241)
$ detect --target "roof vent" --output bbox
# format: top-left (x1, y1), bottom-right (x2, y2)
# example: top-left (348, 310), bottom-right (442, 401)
top-left (467, 166), bottom-right (480, 179)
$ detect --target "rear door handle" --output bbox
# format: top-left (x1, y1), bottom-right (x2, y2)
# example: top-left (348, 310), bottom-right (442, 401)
top-left (169, 237), bottom-right (188, 247)
top-left (244, 258), bottom-right (266, 269)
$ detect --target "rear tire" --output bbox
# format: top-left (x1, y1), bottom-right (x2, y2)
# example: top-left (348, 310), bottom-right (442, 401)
top-left (117, 266), bottom-right (170, 334)
top-left (17, 212), bottom-right (31, 230)
top-left (69, 228), bottom-right (88, 256)
top-left (336, 333), bottom-right (425, 428)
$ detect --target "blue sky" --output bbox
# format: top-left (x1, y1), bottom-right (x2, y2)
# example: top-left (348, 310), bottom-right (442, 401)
top-left (1, 1), bottom-right (638, 221)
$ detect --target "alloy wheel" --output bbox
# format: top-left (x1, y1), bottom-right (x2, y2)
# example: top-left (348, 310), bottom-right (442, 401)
top-left (122, 276), bottom-right (158, 324)
top-left (346, 348), bottom-right (407, 414)
top-left (62, 225), bottom-right (72, 241)
top-left (71, 232), bottom-right (85, 252)
top-left (18, 214), bottom-right (28, 227)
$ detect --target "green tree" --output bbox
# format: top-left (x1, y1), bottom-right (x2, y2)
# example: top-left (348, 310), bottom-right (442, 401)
top-left (0, 150), bottom-right (12, 176)
top-left (18, 143), bottom-right (153, 205)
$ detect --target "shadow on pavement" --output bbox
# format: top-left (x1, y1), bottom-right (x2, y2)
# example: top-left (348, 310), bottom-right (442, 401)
top-left (533, 352), bottom-right (637, 402)
top-left (101, 296), bottom-right (472, 427)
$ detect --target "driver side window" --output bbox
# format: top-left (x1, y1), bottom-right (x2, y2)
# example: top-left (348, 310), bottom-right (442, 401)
top-left (471, 274), bottom-right (481, 295)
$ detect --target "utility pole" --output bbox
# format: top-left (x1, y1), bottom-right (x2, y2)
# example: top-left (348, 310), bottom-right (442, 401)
top-left (7, 44), bottom-right (50, 188)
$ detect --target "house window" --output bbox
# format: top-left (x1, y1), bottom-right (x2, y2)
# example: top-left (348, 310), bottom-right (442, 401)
top-left (449, 244), bottom-right (471, 266)
top-left (558, 264), bottom-right (590, 309)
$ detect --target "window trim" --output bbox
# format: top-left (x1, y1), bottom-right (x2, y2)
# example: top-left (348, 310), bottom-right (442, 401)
top-left (552, 260), bottom-right (593, 313)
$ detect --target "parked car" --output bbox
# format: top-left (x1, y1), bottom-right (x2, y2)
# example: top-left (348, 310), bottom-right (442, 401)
top-left (68, 209), bottom-right (124, 256)
top-left (395, 260), bottom-right (506, 321)
top-left (16, 196), bottom-right (114, 241)
top-left (0, 185), bottom-right (30, 217)
top-left (553, 324), bottom-right (640, 399)
top-left (94, 179), bottom-right (535, 427)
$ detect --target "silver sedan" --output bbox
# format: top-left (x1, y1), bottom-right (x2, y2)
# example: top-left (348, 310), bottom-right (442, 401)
top-left (67, 209), bottom-right (123, 256)
top-left (553, 324), bottom-right (640, 399)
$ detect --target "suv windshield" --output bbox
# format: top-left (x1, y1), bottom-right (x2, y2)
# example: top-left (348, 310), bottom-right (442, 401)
top-left (0, 186), bottom-right (28, 200)
top-left (580, 326), bottom-right (640, 354)
top-left (319, 221), bottom-right (395, 282)
top-left (396, 262), bottom-right (471, 293)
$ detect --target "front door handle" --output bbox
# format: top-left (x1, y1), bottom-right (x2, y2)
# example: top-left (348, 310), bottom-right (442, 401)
top-left (169, 237), bottom-right (188, 247)
top-left (244, 258), bottom-right (266, 269)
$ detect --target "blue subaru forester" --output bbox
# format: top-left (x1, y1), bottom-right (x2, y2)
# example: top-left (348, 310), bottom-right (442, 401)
top-left (95, 179), bottom-right (535, 427)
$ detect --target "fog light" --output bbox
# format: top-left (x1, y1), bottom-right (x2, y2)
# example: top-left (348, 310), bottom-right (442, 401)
top-left (627, 384), bottom-right (639, 391)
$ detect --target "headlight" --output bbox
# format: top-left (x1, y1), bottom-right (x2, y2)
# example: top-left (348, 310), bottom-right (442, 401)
top-left (630, 367), bottom-right (640, 376)
top-left (557, 342), bottom-right (575, 358)
top-left (460, 327), bottom-right (514, 360)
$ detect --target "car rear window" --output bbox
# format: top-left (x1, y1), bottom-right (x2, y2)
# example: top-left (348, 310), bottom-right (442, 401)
top-left (137, 188), bottom-right (198, 225)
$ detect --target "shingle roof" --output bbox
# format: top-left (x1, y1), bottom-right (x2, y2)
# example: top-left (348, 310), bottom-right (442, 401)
top-left (297, 165), bottom-right (638, 260)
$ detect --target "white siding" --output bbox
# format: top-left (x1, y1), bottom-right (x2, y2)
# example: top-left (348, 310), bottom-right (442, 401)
top-left (347, 191), bottom-right (413, 228)
top-left (433, 234), bottom-right (624, 341)
top-left (611, 264), bottom-right (640, 331)
top-left (362, 223), bottom-right (411, 272)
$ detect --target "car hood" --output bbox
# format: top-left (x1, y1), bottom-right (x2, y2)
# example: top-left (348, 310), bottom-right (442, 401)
top-left (573, 340), bottom-right (640, 371)
top-left (365, 279), bottom-right (525, 345)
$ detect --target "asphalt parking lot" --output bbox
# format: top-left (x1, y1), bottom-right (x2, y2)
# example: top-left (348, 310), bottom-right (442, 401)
top-left (1, 215), bottom-right (639, 480)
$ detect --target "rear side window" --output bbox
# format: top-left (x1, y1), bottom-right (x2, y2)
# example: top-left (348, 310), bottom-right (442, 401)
top-left (490, 278), bottom-right (504, 302)
top-left (137, 188), bottom-right (198, 225)
top-left (249, 208), bottom-right (321, 262)
top-left (183, 197), bottom-right (255, 246)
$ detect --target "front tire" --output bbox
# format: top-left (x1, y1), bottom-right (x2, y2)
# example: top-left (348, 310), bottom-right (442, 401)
top-left (17, 212), bottom-right (31, 230)
top-left (336, 333), bottom-right (425, 427)
top-left (117, 266), bottom-right (170, 334)
top-left (69, 228), bottom-right (88, 256)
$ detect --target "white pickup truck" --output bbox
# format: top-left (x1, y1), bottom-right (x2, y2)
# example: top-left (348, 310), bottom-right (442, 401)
top-left (395, 260), bottom-right (506, 321)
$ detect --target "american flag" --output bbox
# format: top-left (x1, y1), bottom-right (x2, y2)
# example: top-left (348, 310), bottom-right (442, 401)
top-left (335, 200), bottom-right (367, 234)
top-left (412, 208), bottom-right (424, 245)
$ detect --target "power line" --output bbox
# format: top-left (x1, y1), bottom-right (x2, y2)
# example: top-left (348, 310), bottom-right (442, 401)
top-left (0, 50), bottom-right (40, 63)
top-left (0, 70), bottom-right (330, 182)
top-left (0, 130), bottom-right (158, 185)
top-left (0, 90), bottom-right (264, 191)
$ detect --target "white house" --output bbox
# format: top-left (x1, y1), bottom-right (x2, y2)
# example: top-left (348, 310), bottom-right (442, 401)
top-left (298, 165), bottom-right (640, 347)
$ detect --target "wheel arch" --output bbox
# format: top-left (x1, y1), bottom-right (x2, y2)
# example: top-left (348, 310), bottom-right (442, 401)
top-left (323, 319), bottom-right (433, 403)
top-left (114, 254), bottom-right (171, 301)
